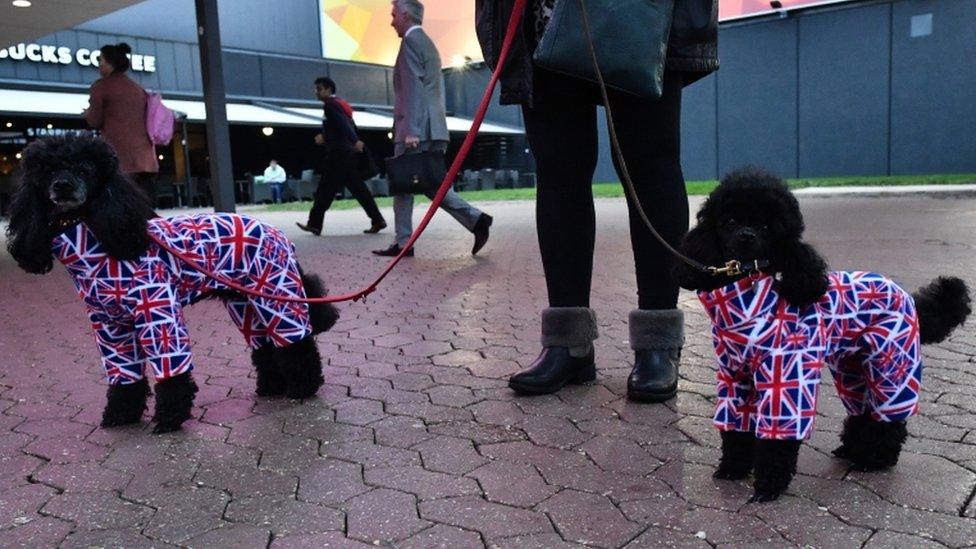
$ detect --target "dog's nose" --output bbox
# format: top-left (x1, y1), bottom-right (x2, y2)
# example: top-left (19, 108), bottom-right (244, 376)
top-left (737, 228), bottom-right (758, 242)
top-left (52, 179), bottom-right (73, 193)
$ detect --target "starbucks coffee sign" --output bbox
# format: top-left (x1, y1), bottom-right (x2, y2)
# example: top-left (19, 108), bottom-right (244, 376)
top-left (0, 43), bottom-right (157, 73)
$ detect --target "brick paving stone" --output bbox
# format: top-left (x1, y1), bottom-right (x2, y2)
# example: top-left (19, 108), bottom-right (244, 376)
top-left (428, 420), bottom-right (525, 445)
top-left (297, 458), bottom-right (371, 506)
top-left (320, 440), bottom-right (421, 469)
top-left (479, 441), bottom-right (591, 470)
top-left (750, 496), bottom-right (873, 547)
top-left (345, 488), bottom-right (431, 543)
top-left (365, 465), bottom-right (482, 500)
top-left (386, 401), bottom-right (475, 423)
top-left (518, 415), bottom-right (590, 449)
top-left (862, 531), bottom-right (948, 548)
top-left (41, 491), bottom-right (155, 531)
top-left (415, 435), bottom-right (488, 474)
top-left (200, 397), bottom-right (256, 425)
top-left (428, 385), bottom-right (482, 408)
top-left (399, 524), bottom-right (484, 548)
top-left (184, 523), bottom-right (271, 549)
top-left (848, 452), bottom-right (976, 514)
top-left (372, 416), bottom-right (433, 448)
top-left (467, 461), bottom-right (557, 508)
top-left (31, 461), bottom-right (132, 492)
top-left (271, 532), bottom-right (374, 548)
top-left (0, 484), bottom-right (58, 529)
top-left (332, 398), bottom-right (387, 426)
top-left (141, 487), bottom-right (231, 544)
top-left (579, 436), bottom-right (663, 476)
top-left (490, 533), bottom-right (588, 549)
top-left (194, 462), bottom-right (297, 499)
top-left (620, 499), bottom-right (781, 545)
top-left (23, 436), bottom-right (110, 464)
top-left (538, 488), bottom-right (642, 548)
top-left (419, 495), bottom-right (554, 540)
top-left (623, 527), bottom-right (712, 548)
top-left (3, 516), bottom-right (73, 547)
top-left (224, 496), bottom-right (345, 535)
top-left (0, 454), bottom-right (45, 491)
top-left (61, 528), bottom-right (176, 549)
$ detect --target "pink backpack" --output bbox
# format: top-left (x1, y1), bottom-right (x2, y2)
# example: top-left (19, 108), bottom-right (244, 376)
top-left (145, 91), bottom-right (175, 146)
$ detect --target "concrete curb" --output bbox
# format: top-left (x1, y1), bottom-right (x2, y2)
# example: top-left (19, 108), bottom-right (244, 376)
top-left (791, 184), bottom-right (976, 198)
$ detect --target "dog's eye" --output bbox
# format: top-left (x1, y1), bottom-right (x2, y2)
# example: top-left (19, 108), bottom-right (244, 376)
top-left (761, 224), bottom-right (769, 231)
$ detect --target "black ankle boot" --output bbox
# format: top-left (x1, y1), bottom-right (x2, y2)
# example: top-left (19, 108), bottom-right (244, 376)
top-left (509, 307), bottom-right (599, 396)
top-left (628, 348), bottom-right (679, 402)
top-left (509, 347), bottom-right (596, 395)
top-left (627, 309), bottom-right (684, 402)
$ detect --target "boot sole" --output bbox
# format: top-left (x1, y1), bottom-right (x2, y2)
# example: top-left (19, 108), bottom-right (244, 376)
top-left (626, 386), bottom-right (677, 403)
top-left (508, 364), bottom-right (596, 395)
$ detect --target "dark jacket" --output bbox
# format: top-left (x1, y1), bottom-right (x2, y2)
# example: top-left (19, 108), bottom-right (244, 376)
top-left (320, 98), bottom-right (359, 155)
top-left (475, 0), bottom-right (719, 106)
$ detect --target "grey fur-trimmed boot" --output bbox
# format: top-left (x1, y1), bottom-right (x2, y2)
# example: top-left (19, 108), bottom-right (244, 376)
top-left (627, 309), bottom-right (684, 402)
top-left (508, 307), bottom-right (599, 395)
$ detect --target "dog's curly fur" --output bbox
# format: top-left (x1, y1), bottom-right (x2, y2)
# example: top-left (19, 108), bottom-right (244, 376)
top-left (674, 167), bottom-right (971, 502)
top-left (7, 133), bottom-right (338, 434)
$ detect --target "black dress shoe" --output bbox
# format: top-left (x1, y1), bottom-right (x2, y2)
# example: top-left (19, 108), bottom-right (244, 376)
top-left (627, 348), bottom-right (679, 402)
top-left (509, 346), bottom-right (595, 395)
top-left (471, 214), bottom-right (493, 255)
top-left (295, 222), bottom-right (322, 236)
top-left (364, 220), bottom-right (388, 234)
top-left (372, 244), bottom-right (414, 257)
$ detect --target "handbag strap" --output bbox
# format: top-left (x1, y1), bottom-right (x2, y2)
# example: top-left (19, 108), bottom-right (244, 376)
top-left (576, 0), bottom-right (714, 275)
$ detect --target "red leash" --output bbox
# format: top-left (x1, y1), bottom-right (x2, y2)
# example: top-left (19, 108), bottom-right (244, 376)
top-left (148, 0), bottom-right (528, 304)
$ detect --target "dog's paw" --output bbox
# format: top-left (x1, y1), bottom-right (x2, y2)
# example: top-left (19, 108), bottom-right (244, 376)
top-left (100, 415), bottom-right (143, 428)
top-left (831, 444), bottom-right (850, 459)
top-left (713, 467), bottom-right (750, 481)
top-left (151, 422), bottom-right (184, 434)
top-left (747, 490), bottom-right (782, 503)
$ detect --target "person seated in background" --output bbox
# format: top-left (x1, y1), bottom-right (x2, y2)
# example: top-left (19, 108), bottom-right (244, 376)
top-left (263, 159), bottom-right (287, 204)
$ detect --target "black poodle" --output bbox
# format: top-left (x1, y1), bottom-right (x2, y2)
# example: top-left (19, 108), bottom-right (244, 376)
top-left (6, 134), bottom-right (338, 433)
top-left (672, 167), bottom-right (971, 502)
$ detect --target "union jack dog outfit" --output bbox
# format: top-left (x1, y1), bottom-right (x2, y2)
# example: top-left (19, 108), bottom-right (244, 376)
top-left (700, 271), bottom-right (921, 441)
top-left (53, 213), bottom-right (313, 385)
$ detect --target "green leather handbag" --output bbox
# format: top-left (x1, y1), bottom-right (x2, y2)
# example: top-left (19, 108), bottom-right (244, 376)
top-left (533, 0), bottom-right (675, 100)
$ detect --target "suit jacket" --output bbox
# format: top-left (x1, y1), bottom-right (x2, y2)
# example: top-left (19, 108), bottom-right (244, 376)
top-left (393, 27), bottom-right (449, 146)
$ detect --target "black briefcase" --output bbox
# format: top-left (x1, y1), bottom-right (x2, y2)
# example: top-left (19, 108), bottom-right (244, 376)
top-left (385, 150), bottom-right (447, 195)
top-left (357, 146), bottom-right (380, 181)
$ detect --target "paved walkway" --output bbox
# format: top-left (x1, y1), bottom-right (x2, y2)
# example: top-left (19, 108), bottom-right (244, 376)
top-left (0, 196), bottom-right (974, 548)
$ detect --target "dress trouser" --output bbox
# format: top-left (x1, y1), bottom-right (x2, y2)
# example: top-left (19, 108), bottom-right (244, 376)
top-left (521, 69), bottom-right (689, 310)
top-left (392, 141), bottom-right (484, 248)
top-left (307, 150), bottom-right (384, 228)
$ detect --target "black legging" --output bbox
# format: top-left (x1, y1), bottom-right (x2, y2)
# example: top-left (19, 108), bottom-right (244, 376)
top-left (307, 151), bottom-right (384, 228)
top-left (522, 69), bottom-right (689, 310)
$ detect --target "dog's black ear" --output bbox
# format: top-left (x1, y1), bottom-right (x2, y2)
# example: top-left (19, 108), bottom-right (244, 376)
top-left (775, 241), bottom-right (829, 308)
top-left (671, 221), bottom-right (728, 292)
top-left (5, 174), bottom-right (54, 274)
top-left (84, 139), bottom-right (155, 260)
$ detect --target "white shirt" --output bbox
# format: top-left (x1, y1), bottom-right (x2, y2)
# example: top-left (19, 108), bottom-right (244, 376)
top-left (404, 25), bottom-right (422, 38)
top-left (263, 164), bottom-right (286, 183)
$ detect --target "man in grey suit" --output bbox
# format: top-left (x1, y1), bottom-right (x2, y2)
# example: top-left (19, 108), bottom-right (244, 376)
top-left (373, 0), bottom-right (493, 257)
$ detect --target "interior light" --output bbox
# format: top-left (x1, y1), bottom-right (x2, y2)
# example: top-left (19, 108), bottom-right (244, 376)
top-left (387, 132), bottom-right (393, 140)
top-left (158, 154), bottom-right (164, 160)
top-left (261, 126), bottom-right (274, 136)
top-left (12, 0), bottom-right (32, 8)
top-left (4, 122), bottom-right (12, 128)
top-left (46, 123), bottom-right (53, 129)
top-left (15, 153), bottom-right (22, 159)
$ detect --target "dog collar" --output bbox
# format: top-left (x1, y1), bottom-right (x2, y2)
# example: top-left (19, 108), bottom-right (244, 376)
top-left (50, 216), bottom-right (84, 233)
top-left (707, 259), bottom-right (771, 277)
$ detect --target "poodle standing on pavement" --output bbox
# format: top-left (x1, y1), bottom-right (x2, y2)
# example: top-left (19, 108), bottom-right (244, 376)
top-left (671, 167), bottom-right (971, 502)
top-left (6, 134), bottom-right (338, 433)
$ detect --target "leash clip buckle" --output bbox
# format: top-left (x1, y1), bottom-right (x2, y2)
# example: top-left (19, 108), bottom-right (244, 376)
top-left (709, 260), bottom-right (743, 277)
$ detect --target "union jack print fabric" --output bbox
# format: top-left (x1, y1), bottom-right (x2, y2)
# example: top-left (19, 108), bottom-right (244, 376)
top-left (699, 271), bottom-right (921, 440)
top-left (52, 213), bottom-right (312, 385)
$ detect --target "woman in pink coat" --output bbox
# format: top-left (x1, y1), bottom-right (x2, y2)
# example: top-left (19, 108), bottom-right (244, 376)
top-left (85, 42), bottom-right (159, 203)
